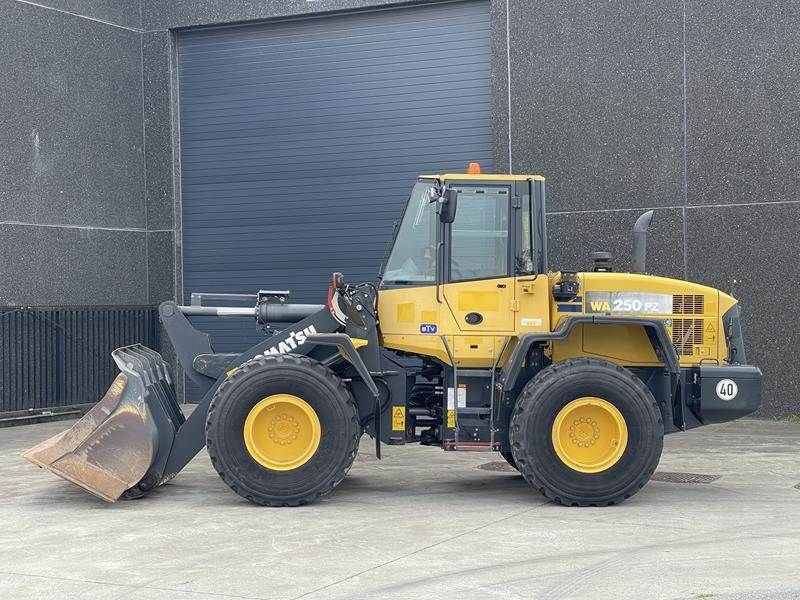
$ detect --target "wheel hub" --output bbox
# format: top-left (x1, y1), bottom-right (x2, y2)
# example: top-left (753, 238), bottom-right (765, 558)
top-left (552, 397), bottom-right (628, 473)
top-left (244, 394), bottom-right (321, 471)
top-left (570, 417), bottom-right (600, 446)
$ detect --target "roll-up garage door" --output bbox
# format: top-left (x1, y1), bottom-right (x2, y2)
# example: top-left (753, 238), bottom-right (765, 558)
top-left (177, 0), bottom-right (492, 363)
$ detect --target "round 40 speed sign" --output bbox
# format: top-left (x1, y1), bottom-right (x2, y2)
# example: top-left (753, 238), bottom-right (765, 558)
top-left (715, 379), bottom-right (738, 401)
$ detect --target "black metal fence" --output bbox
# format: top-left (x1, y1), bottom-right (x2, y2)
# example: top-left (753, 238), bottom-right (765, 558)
top-left (0, 306), bottom-right (159, 413)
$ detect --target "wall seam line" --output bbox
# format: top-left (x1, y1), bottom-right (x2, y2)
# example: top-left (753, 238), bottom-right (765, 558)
top-left (0, 221), bottom-right (165, 233)
top-left (171, 31), bottom-right (184, 307)
top-left (505, 0), bottom-right (513, 173)
top-left (10, 0), bottom-right (143, 32)
top-left (680, 0), bottom-right (690, 280)
top-left (545, 199), bottom-right (800, 216)
top-left (169, 30), bottom-right (185, 402)
top-left (140, 34), bottom-right (150, 304)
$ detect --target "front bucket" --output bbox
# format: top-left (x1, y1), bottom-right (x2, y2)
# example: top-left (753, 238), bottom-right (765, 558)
top-left (23, 344), bottom-right (184, 502)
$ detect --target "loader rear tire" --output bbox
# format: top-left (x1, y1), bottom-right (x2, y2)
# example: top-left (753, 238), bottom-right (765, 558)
top-left (205, 354), bottom-right (359, 507)
top-left (510, 358), bottom-right (663, 506)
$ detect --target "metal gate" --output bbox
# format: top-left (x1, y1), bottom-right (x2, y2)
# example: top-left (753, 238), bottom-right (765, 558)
top-left (0, 307), bottom-right (158, 419)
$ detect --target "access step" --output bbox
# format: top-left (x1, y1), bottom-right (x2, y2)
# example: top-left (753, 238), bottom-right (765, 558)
top-left (443, 441), bottom-right (501, 452)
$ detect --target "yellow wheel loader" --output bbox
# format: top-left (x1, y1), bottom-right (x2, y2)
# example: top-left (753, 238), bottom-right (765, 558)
top-left (24, 165), bottom-right (762, 506)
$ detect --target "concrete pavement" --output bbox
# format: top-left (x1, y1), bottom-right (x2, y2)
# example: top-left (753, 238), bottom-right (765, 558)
top-left (1, 418), bottom-right (799, 600)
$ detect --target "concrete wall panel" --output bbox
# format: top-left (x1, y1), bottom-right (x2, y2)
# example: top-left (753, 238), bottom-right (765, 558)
top-left (686, 203), bottom-right (800, 417)
top-left (547, 208), bottom-right (685, 280)
top-left (0, 224), bottom-right (147, 306)
top-left (685, 0), bottom-right (800, 206)
top-left (508, 0), bottom-right (685, 213)
top-left (0, 1), bottom-right (144, 231)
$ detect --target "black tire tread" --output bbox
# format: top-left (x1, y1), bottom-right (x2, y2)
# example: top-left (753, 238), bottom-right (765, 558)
top-left (510, 357), bottom-right (663, 507)
top-left (205, 354), bottom-right (360, 507)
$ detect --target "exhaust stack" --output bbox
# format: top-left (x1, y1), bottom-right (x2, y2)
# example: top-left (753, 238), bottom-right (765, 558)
top-left (632, 210), bottom-right (654, 274)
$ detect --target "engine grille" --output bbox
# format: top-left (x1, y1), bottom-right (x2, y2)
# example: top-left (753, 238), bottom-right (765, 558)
top-left (672, 318), bottom-right (704, 356)
top-left (673, 294), bottom-right (704, 314)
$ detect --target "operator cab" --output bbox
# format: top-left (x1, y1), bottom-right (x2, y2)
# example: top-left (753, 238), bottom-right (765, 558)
top-left (380, 165), bottom-right (548, 288)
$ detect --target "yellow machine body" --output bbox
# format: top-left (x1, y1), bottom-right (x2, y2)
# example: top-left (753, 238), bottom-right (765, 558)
top-left (379, 272), bottom-right (736, 369)
top-left (379, 171), bottom-right (736, 370)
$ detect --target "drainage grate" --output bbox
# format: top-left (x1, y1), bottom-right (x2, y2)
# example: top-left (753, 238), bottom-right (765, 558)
top-left (477, 461), bottom-right (516, 473)
top-left (651, 471), bottom-right (720, 484)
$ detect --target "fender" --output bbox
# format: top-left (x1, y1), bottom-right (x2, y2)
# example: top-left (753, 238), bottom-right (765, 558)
top-left (498, 315), bottom-right (679, 393)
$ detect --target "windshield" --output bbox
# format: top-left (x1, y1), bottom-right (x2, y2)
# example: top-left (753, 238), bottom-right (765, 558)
top-left (382, 182), bottom-right (437, 285)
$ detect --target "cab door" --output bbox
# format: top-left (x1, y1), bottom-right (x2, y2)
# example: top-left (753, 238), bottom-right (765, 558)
top-left (442, 184), bottom-right (515, 332)
top-left (514, 177), bottom-right (550, 335)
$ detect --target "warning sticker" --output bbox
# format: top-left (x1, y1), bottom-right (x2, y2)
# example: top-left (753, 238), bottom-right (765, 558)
top-left (391, 406), bottom-right (405, 431)
top-left (447, 384), bottom-right (467, 409)
top-left (447, 409), bottom-right (456, 428)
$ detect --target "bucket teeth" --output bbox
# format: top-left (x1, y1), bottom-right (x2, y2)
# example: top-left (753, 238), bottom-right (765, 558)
top-left (22, 344), bottom-right (183, 502)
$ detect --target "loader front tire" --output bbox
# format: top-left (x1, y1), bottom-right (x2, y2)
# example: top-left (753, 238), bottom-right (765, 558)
top-left (205, 354), bottom-right (359, 507)
top-left (510, 358), bottom-right (663, 506)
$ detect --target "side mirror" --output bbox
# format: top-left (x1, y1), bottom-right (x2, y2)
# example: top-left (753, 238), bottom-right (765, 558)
top-left (439, 188), bottom-right (458, 223)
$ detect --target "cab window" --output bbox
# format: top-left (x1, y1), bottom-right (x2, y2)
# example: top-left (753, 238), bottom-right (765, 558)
top-left (516, 193), bottom-right (535, 274)
top-left (382, 182), bottom-right (437, 285)
top-left (450, 187), bottom-right (509, 281)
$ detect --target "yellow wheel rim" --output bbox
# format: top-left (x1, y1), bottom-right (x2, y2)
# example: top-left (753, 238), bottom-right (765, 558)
top-left (243, 394), bottom-right (321, 471)
top-left (551, 397), bottom-right (628, 473)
